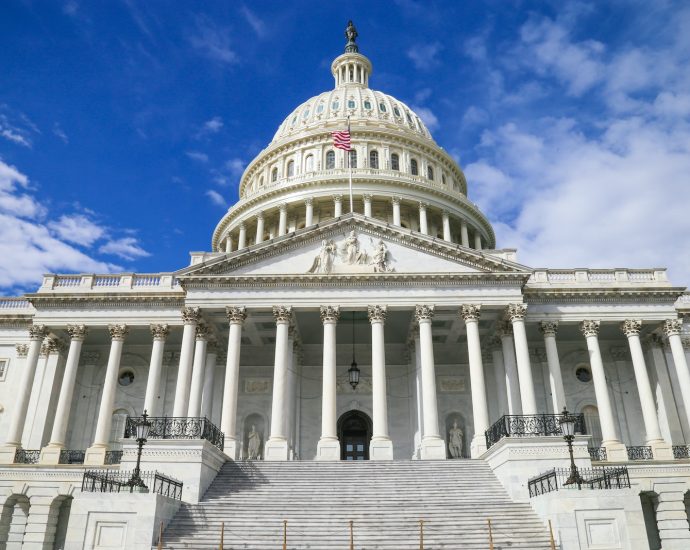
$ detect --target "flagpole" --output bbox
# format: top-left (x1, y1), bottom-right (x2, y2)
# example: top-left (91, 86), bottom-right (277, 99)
top-left (347, 116), bottom-right (353, 213)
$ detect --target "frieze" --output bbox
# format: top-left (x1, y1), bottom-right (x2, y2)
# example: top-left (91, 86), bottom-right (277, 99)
top-left (438, 376), bottom-right (466, 393)
top-left (244, 377), bottom-right (271, 394)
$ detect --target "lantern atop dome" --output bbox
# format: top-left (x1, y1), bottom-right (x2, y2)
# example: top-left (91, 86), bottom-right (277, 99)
top-left (331, 21), bottom-right (372, 88)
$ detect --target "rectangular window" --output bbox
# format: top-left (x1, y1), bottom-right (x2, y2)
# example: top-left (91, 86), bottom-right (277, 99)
top-left (0, 359), bottom-right (8, 381)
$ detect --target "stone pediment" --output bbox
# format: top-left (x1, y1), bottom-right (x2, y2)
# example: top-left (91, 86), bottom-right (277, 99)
top-left (177, 214), bottom-right (531, 281)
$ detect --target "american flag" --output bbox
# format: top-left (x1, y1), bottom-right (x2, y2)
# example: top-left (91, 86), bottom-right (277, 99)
top-left (331, 130), bottom-right (351, 151)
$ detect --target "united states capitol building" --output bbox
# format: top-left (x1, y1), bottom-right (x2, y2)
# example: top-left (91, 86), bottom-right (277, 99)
top-left (0, 22), bottom-right (689, 550)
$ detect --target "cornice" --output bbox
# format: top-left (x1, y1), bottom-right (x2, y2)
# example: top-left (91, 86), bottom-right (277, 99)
top-left (24, 293), bottom-right (186, 309)
top-left (525, 287), bottom-right (685, 304)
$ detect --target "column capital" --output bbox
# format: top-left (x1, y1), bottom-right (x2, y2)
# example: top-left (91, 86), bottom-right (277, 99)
top-left (441, 209), bottom-right (450, 218)
top-left (391, 196), bottom-right (401, 205)
top-left (539, 321), bottom-right (558, 337)
top-left (150, 323), bottom-right (170, 341)
top-left (304, 197), bottom-right (313, 206)
top-left (418, 202), bottom-right (427, 210)
top-left (363, 193), bottom-right (372, 202)
top-left (273, 305), bottom-right (293, 323)
top-left (226, 306), bottom-right (247, 324)
top-left (108, 324), bottom-right (128, 341)
top-left (195, 323), bottom-right (210, 341)
top-left (41, 336), bottom-right (64, 356)
top-left (497, 320), bottom-right (513, 338)
top-left (28, 324), bottom-right (48, 340)
top-left (332, 194), bottom-right (343, 203)
top-left (368, 305), bottom-right (387, 323)
top-left (621, 319), bottom-right (642, 337)
top-left (279, 202), bottom-right (288, 212)
top-left (663, 318), bottom-right (682, 337)
top-left (181, 306), bottom-right (201, 325)
top-left (682, 337), bottom-right (690, 350)
top-left (67, 324), bottom-right (88, 341)
top-left (256, 211), bottom-right (264, 220)
top-left (238, 221), bottom-right (246, 230)
top-left (320, 305), bottom-right (340, 323)
top-left (414, 304), bottom-right (435, 323)
top-left (460, 304), bottom-right (481, 322)
top-left (506, 303), bottom-right (527, 322)
top-left (580, 320), bottom-right (600, 338)
top-left (15, 343), bottom-right (28, 358)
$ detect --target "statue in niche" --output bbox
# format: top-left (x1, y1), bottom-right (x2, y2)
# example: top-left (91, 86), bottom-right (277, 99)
top-left (448, 420), bottom-right (464, 458)
top-left (308, 239), bottom-right (337, 274)
top-left (341, 230), bottom-right (367, 265)
top-left (371, 239), bottom-right (393, 273)
top-left (247, 425), bottom-right (262, 460)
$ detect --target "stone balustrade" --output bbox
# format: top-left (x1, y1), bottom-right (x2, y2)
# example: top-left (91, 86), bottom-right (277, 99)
top-left (529, 268), bottom-right (669, 286)
top-left (38, 273), bottom-right (181, 293)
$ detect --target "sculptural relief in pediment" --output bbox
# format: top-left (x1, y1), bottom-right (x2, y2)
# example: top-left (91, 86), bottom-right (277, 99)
top-left (307, 230), bottom-right (394, 275)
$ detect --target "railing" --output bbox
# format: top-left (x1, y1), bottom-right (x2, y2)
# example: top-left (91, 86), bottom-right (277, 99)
top-left (14, 449), bottom-right (40, 464)
top-left (124, 416), bottom-right (224, 451)
top-left (81, 470), bottom-right (183, 500)
top-left (588, 447), bottom-right (608, 461)
top-left (485, 413), bottom-right (586, 449)
top-left (627, 446), bottom-right (653, 460)
top-left (104, 450), bottom-right (123, 465)
top-left (59, 450), bottom-right (85, 464)
top-left (528, 466), bottom-right (631, 497)
top-left (0, 298), bottom-right (31, 309)
top-left (673, 445), bottom-right (690, 459)
top-left (41, 273), bottom-right (179, 292)
top-left (530, 268), bottom-right (667, 285)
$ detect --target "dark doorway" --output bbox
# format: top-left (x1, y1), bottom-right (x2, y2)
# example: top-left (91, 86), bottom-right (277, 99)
top-left (338, 410), bottom-right (372, 460)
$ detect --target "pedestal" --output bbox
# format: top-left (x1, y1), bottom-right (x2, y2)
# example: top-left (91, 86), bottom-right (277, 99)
top-left (650, 440), bottom-right (674, 460)
top-left (264, 438), bottom-right (289, 461)
top-left (370, 437), bottom-right (393, 460)
top-left (223, 437), bottom-right (239, 461)
top-left (84, 445), bottom-right (107, 466)
top-left (0, 444), bottom-right (19, 464)
top-left (316, 437), bottom-right (340, 460)
top-left (39, 444), bottom-right (63, 465)
top-left (470, 434), bottom-right (487, 458)
top-left (420, 436), bottom-right (446, 460)
top-left (602, 441), bottom-right (628, 462)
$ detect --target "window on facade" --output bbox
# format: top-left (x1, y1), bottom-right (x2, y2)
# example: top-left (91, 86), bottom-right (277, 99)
top-left (348, 99), bottom-right (356, 109)
top-left (393, 106), bottom-right (401, 117)
top-left (305, 155), bottom-right (314, 172)
top-left (379, 102), bottom-right (387, 112)
top-left (391, 153), bottom-right (400, 171)
top-left (118, 369), bottom-right (134, 387)
top-left (441, 174), bottom-right (446, 185)
top-left (271, 167), bottom-right (278, 182)
top-left (287, 160), bottom-right (295, 177)
top-left (576, 366), bottom-right (592, 383)
top-left (326, 150), bottom-right (335, 169)
top-left (410, 158), bottom-right (418, 175)
top-left (363, 100), bottom-right (372, 110)
top-left (332, 101), bottom-right (340, 110)
top-left (302, 109), bottom-right (310, 119)
top-left (259, 176), bottom-right (264, 187)
top-left (369, 150), bottom-right (379, 169)
top-left (427, 166), bottom-right (434, 180)
top-left (348, 150), bottom-right (357, 168)
top-left (291, 116), bottom-right (297, 126)
top-left (316, 103), bottom-right (324, 113)
top-left (0, 358), bottom-right (8, 381)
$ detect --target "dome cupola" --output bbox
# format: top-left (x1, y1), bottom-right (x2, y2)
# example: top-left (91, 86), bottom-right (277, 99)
top-left (331, 21), bottom-right (372, 88)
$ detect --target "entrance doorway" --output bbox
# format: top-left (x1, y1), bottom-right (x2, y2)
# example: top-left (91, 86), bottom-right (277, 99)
top-left (337, 410), bottom-right (372, 460)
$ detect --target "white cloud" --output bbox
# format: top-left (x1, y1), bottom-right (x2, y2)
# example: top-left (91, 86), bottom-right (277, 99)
top-left (53, 123), bottom-right (69, 144)
top-left (406, 42), bottom-right (442, 70)
top-left (240, 6), bottom-right (266, 38)
top-left (196, 117), bottom-right (223, 139)
top-left (206, 189), bottom-right (227, 207)
top-left (186, 150), bottom-right (209, 163)
top-left (225, 158), bottom-right (245, 179)
top-left (49, 214), bottom-right (105, 246)
top-left (189, 17), bottom-right (239, 65)
top-left (99, 237), bottom-right (150, 260)
top-left (410, 105), bottom-right (439, 132)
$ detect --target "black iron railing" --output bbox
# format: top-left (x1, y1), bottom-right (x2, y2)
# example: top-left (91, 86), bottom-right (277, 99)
top-left (14, 449), bottom-right (40, 464)
top-left (588, 447), bottom-right (607, 461)
top-left (528, 466), bottom-right (631, 497)
top-left (124, 416), bottom-right (224, 451)
top-left (104, 450), bottom-right (123, 465)
top-left (485, 413), bottom-right (586, 449)
top-left (673, 445), bottom-right (690, 459)
top-left (627, 446), bottom-right (653, 460)
top-left (59, 450), bottom-right (85, 464)
top-left (81, 469), bottom-right (183, 500)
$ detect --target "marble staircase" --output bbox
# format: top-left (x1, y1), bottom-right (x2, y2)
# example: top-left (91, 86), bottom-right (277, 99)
top-left (159, 460), bottom-right (553, 549)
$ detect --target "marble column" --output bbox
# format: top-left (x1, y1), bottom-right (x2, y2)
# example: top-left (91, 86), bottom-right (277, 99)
top-left (286, 336), bottom-right (298, 458)
top-left (539, 322), bottom-right (566, 413)
top-left (461, 305), bottom-right (490, 457)
top-left (265, 306), bottom-right (292, 460)
top-left (392, 197), bottom-right (401, 226)
top-left (39, 325), bottom-right (87, 464)
top-left (442, 211), bottom-right (451, 242)
top-left (489, 337), bottom-right (509, 417)
top-left (172, 307), bottom-right (201, 417)
top-left (2, 325), bottom-right (47, 455)
top-left (305, 198), bottom-right (314, 227)
top-left (663, 319), bottom-right (690, 434)
top-left (333, 194), bottom-right (343, 217)
top-left (474, 233), bottom-right (482, 250)
top-left (646, 334), bottom-right (683, 443)
top-left (416, 305), bottom-right (446, 459)
top-left (363, 194), bottom-right (372, 217)
top-left (460, 220), bottom-right (469, 247)
top-left (143, 324), bottom-right (169, 417)
top-left (621, 320), bottom-right (672, 459)
top-left (499, 323), bottom-right (522, 415)
top-left (187, 324), bottom-right (210, 418)
top-left (418, 203), bottom-right (428, 235)
top-left (368, 305), bottom-right (393, 459)
top-left (507, 304), bottom-right (537, 415)
top-left (237, 223), bottom-right (247, 249)
top-left (278, 204), bottom-right (288, 236)
top-left (225, 237), bottom-right (233, 253)
top-left (580, 320), bottom-right (627, 460)
top-left (221, 306), bottom-right (246, 459)
top-left (85, 324), bottom-right (128, 465)
top-left (411, 332), bottom-right (424, 458)
top-left (317, 306), bottom-right (340, 460)
top-left (200, 344), bottom-right (218, 422)
top-left (255, 213), bottom-right (264, 244)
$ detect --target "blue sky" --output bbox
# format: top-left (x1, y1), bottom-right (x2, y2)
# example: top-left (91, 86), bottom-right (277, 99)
top-left (1, 1), bottom-right (689, 294)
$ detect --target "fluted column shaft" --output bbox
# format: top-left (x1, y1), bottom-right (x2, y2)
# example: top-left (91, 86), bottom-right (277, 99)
top-left (187, 325), bottom-right (209, 417)
top-left (278, 204), bottom-right (288, 235)
top-left (173, 307), bottom-right (200, 417)
top-left (460, 220), bottom-right (469, 247)
top-left (462, 305), bottom-right (489, 456)
top-left (490, 342), bottom-right (509, 417)
top-left (474, 233), bottom-right (482, 250)
top-left (221, 307), bottom-right (246, 458)
top-left (305, 199), bottom-right (314, 226)
top-left (225, 238), bottom-right (233, 253)
top-left (392, 197), bottom-right (401, 226)
top-left (539, 322), bottom-right (566, 413)
top-left (238, 223), bottom-right (247, 249)
top-left (363, 194), bottom-right (372, 217)
top-left (255, 214), bottom-right (264, 244)
top-left (334, 195), bottom-right (343, 217)
top-left (367, 306), bottom-right (393, 461)
top-left (442, 212), bottom-right (451, 242)
top-left (200, 350), bottom-right (217, 421)
top-left (664, 319), bottom-right (690, 432)
top-left (266, 307), bottom-right (291, 460)
top-left (144, 324), bottom-right (169, 416)
top-left (317, 306), bottom-right (340, 460)
top-left (418, 203), bottom-right (428, 235)
top-left (499, 324), bottom-right (522, 415)
top-left (507, 304), bottom-right (537, 415)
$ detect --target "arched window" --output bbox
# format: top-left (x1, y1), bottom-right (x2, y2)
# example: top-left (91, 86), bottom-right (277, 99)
top-left (369, 150), bottom-right (379, 169)
top-left (427, 165), bottom-right (434, 180)
top-left (271, 167), bottom-right (278, 182)
top-left (441, 174), bottom-right (446, 185)
top-left (391, 153), bottom-right (400, 171)
top-left (326, 150), bottom-right (335, 169)
top-left (287, 160), bottom-right (295, 177)
top-left (259, 176), bottom-right (264, 187)
top-left (410, 158), bottom-right (418, 175)
top-left (348, 150), bottom-right (357, 168)
top-left (305, 155), bottom-right (314, 172)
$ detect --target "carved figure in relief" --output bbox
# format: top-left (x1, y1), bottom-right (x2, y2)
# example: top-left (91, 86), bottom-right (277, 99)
top-left (308, 239), bottom-right (337, 274)
top-left (341, 230), bottom-right (367, 265)
top-left (247, 425), bottom-right (262, 459)
top-left (371, 239), bottom-right (393, 273)
top-left (448, 420), bottom-right (464, 458)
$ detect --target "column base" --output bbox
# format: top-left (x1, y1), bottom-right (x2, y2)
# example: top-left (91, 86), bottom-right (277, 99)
top-left (316, 437), bottom-right (340, 460)
top-left (264, 438), bottom-right (289, 461)
top-left (470, 434), bottom-right (487, 458)
top-left (84, 445), bottom-right (107, 466)
top-left (370, 437), bottom-right (393, 460)
top-left (39, 444), bottom-right (64, 465)
top-left (602, 440), bottom-right (628, 462)
top-left (0, 444), bottom-right (19, 464)
top-left (223, 437), bottom-right (239, 460)
top-left (420, 436), bottom-right (446, 460)
top-left (650, 440), bottom-right (674, 460)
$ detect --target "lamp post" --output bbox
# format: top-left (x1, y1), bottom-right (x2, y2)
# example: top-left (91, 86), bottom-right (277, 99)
top-left (126, 409), bottom-right (152, 492)
top-left (560, 407), bottom-right (583, 489)
top-left (348, 312), bottom-right (360, 390)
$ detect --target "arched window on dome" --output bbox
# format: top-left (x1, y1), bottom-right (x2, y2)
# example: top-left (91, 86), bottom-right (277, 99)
top-left (391, 153), bottom-right (400, 171)
top-left (287, 160), bottom-right (295, 178)
top-left (441, 174), bottom-right (446, 186)
top-left (271, 167), bottom-right (278, 182)
top-left (326, 150), bottom-right (335, 170)
top-left (427, 165), bottom-right (434, 180)
top-left (410, 158), bottom-right (419, 176)
top-left (369, 150), bottom-right (379, 169)
top-left (305, 155), bottom-right (314, 173)
top-left (348, 150), bottom-right (357, 169)
top-left (259, 176), bottom-right (264, 187)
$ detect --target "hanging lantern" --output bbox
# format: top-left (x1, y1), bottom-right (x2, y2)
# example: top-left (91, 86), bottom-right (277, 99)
top-left (348, 359), bottom-right (360, 389)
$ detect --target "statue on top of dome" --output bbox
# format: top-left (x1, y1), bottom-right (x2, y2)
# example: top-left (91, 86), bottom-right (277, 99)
top-left (345, 20), bottom-right (358, 53)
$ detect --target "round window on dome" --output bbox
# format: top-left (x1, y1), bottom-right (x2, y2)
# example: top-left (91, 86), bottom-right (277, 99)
top-left (347, 99), bottom-right (356, 109)
top-left (379, 102), bottom-right (387, 112)
top-left (575, 366), bottom-right (593, 383)
top-left (364, 100), bottom-right (372, 110)
top-left (118, 369), bottom-right (135, 387)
